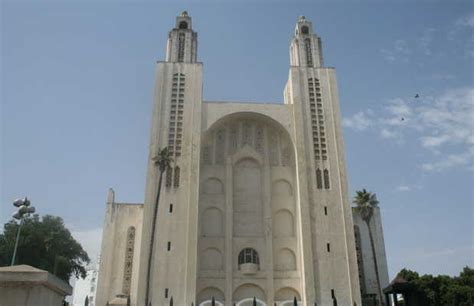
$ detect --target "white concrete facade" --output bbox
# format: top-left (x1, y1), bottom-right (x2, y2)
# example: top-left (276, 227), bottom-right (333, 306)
top-left (96, 12), bottom-right (389, 306)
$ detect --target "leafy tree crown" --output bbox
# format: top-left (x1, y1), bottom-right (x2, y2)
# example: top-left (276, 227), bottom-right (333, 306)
top-left (0, 214), bottom-right (90, 281)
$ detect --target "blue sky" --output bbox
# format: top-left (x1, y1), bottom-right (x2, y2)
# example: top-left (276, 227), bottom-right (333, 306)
top-left (1, 1), bottom-right (473, 281)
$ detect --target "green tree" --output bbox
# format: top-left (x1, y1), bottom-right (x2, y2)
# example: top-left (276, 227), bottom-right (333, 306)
top-left (0, 214), bottom-right (90, 281)
top-left (145, 147), bottom-right (173, 306)
top-left (353, 189), bottom-right (385, 306)
top-left (396, 267), bottom-right (474, 306)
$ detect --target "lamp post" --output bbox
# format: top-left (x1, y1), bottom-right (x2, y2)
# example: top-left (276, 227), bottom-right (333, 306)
top-left (11, 197), bottom-right (36, 266)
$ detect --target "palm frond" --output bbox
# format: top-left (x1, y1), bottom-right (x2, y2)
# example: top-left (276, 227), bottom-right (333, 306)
top-left (152, 147), bottom-right (174, 172)
top-left (353, 188), bottom-right (378, 222)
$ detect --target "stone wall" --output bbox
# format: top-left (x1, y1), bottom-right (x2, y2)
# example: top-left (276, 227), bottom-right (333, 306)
top-left (0, 265), bottom-right (72, 306)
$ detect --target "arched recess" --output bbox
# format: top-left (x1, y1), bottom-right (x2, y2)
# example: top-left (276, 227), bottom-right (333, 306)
top-left (201, 112), bottom-right (295, 169)
top-left (200, 248), bottom-right (223, 271)
top-left (233, 283), bottom-right (266, 305)
top-left (274, 248), bottom-right (297, 271)
top-left (273, 209), bottom-right (295, 238)
top-left (233, 158), bottom-right (263, 237)
top-left (203, 178), bottom-right (224, 194)
top-left (275, 287), bottom-right (301, 301)
top-left (272, 180), bottom-right (293, 196)
top-left (198, 287), bottom-right (225, 306)
top-left (201, 207), bottom-right (224, 237)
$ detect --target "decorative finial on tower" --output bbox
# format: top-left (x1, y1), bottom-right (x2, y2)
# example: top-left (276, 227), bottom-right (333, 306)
top-left (181, 11), bottom-right (188, 17)
top-left (299, 15), bottom-right (306, 22)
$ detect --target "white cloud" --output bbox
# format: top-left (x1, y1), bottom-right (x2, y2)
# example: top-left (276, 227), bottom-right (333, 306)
top-left (380, 128), bottom-right (400, 139)
top-left (448, 14), bottom-right (474, 58)
top-left (455, 13), bottom-right (474, 28)
top-left (343, 87), bottom-right (474, 172)
top-left (419, 28), bottom-right (435, 56)
top-left (396, 185), bottom-right (411, 192)
top-left (381, 40), bottom-right (411, 63)
top-left (432, 74), bottom-right (455, 81)
top-left (421, 149), bottom-right (474, 172)
top-left (342, 111), bottom-right (373, 131)
top-left (394, 39), bottom-right (410, 54)
top-left (386, 98), bottom-right (412, 117)
top-left (71, 227), bottom-right (103, 264)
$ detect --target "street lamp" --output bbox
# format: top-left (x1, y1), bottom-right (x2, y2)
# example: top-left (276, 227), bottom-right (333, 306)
top-left (11, 197), bottom-right (36, 266)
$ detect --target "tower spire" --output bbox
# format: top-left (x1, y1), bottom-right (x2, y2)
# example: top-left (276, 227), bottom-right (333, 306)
top-left (165, 11), bottom-right (198, 63)
top-left (289, 16), bottom-right (324, 67)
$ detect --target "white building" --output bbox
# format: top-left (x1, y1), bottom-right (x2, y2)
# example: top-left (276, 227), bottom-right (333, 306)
top-left (72, 261), bottom-right (99, 306)
top-left (96, 12), bottom-right (389, 306)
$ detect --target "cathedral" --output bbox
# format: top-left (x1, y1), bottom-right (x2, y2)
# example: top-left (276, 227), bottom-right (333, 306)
top-left (96, 12), bottom-right (389, 306)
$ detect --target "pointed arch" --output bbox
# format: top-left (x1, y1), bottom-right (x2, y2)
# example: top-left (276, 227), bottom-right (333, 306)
top-left (316, 168), bottom-right (323, 189)
top-left (324, 168), bottom-right (330, 189)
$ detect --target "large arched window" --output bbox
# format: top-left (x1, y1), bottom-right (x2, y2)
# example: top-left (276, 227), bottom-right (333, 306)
top-left (305, 38), bottom-right (313, 66)
top-left (178, 33), bottom-right (185, 62)
top-left (316, 169), bottom-right (323, 189)
top-left (323, 169), bottom-right (330, 189)
top-left (238, 248), bottom-right (259, 267)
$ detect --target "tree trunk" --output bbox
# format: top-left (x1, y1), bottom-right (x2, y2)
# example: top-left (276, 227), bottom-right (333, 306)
top-left (365, 219), bottom-right (385, 306)
top-left (145, 170), bottom-right (164, 306)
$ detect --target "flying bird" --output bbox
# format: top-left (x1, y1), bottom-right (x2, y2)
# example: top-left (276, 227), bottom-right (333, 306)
top-left (401, 117), bottom-right (405, 121)
top-left (414, 94), bottom-right (420, 98)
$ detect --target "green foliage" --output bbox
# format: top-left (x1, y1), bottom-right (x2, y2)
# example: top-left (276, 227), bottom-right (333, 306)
top-left (352, 188), bottom-right (379, 223)
top-left (396, 267), bottom-right (474, 306)
top-left (152, 146), bottom-right (173, 173)
top-left (0, 214), bottom-right (90, 282)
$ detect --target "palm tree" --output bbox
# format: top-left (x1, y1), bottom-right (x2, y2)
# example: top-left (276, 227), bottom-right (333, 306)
top-left (353, 189), bottom-right (384, 306)
top-left (145, 147), bottom-right (173, 306)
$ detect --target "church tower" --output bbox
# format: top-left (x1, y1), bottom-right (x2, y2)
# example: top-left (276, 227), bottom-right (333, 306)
top-left (97, 12), bottom-right (379, 306)
top-left (283, 16), bottom-right (362, 305)
top-left (136, 11), bottom-right (202, 306)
